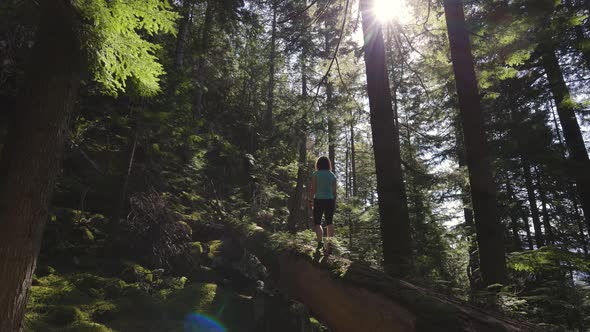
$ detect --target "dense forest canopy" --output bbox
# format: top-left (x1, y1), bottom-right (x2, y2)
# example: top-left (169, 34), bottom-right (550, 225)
top-left (1, 0), bottom-right (590, 330)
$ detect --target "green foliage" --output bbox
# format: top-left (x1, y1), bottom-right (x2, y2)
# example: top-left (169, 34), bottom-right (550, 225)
top-left (508, 246), bottom-right (590, 274)
top-left (75, 0), bottom-right (177, 96)
top-left (25, 270), bottom-right (261, 332)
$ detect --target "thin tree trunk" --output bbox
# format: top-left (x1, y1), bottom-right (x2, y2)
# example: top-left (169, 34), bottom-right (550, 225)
top-left (550, 96), bottom-right (589, 252)
top-left (564, 0), bottom-right (590, 67)
top-left (327, 80), bottom-right (336, 174)
top-left (455, 116), bottom-right (481, 289)
top-left (287, 41), bottom-right (309, 232)
top-left (505, 180), bottom-right (523, 251)
top-left (0, 1), bottom-right (81, 329)
top-left (522, 160), bottom-right (545, 247)
top-left (193, 0), bottom-right (214, 119)
top-left (534, 166), bottom-right (554, 244)
top-left (442, 0), bottom-right (507, 285)
top-left (174, 0), bottom-right (195, 70)
top-left (571, 182), bottom-right (589, 254)
top-left (345, 135), bottom-right (350, 197)
top-left (360, 0), bottom-right (412, 276)
top-left (288, 139), bottom-right (307, 232)
top-left (113, 123), bottom-right (140, 224)
top-left (541, 44), bottom-right (590, 235)
top-left (350, 112), bottom-right (357, 197)
top-left (265, 0), bottom-right (277, 129)
top-left (520, 207), bottom-right (535, 250)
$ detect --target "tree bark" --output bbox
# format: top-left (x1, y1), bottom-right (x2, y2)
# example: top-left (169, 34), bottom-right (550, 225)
top-left (287, 19), bottom-right (310, 232)
top-left (345, 134), bottom-right (350, 197)
top-left (112, 122), bottom-right (140, 224)
top-left (174, 0), bottom-right (195, 70)
top-left (454, 116), bottom-right (482, 288)
top-left (541, 44), bottom-right (590, 236)
top-left (226, 221), bottom-right (534, 332)
top-left (350, 112), bottom-right (357, 197)
top-left (0, 1), bottom-right (82, 330)
top-left (564, 0), bottom-right (590, 67)
top-left (521, 160), bottom-right (545, 247)
top-left (520, 208), bottom-right (535, 250)
top-left (442, 0), bottom-right (507, 285)
top-left (265, 0), bottom-right (277, 129)
top-left (550, 97), bottom-right (588, 252)
top-left (534, 167), bottom-right (554, 244)
top-left (288, 138), bottom-right (307, 232)
top-left (326, 79), bottom-right (336, 174)
top-left (360, 0), bottom-right (412, 276)
top-left (505, 180), bottom-right (523, 252)
top-left (570, 182), bottom-right (589, 255)
top-left (193, 0), bottom-right (214, 119)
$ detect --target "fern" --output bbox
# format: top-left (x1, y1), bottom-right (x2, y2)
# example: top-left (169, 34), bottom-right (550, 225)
top-left (74, 0), bottom-right (178, 96)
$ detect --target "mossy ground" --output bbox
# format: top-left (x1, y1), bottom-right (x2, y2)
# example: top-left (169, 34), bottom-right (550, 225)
top-left (27, 212), bottom-right (329, 332)
top-left (25, 268), bottom-right (258, 332)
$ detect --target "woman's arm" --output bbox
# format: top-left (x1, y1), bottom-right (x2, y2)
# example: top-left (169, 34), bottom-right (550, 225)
top-left (309, 176), bottom-right (316, 206)
top-left (332, 181), bottom-right (337, 200)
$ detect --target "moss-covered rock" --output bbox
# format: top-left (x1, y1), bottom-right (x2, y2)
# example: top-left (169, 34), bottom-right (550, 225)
top-left (61, 321), bottom-right (111, 332)
top-left (166, 283), bottom-right (218, 318)
top-left (189, 241), bottom-right (204, 257)
top-left (120, 262), bottom-right (153, 283)
top-left (309, 317), bottom-right (329, 332)
top-left (206, 240), bottom-right (224, 260)
top-left (178, 220), bottom-right (193, 236)
top-left (187, 265), bottom-right (224, 284)
top-left (46, 305), bottom-right (84, 326)
top-left (89, 300), bottom-right (117, 323)
top-left (80, 226), bottom-right (95, 242)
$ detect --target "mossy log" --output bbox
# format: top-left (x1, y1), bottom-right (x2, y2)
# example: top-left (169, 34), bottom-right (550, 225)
top-left (227, 221), bottom-right (535, 332)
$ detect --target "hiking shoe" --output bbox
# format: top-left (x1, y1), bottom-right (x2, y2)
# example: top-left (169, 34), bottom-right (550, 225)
top-left (324, 242), bottom-right (332, 254)
top-left (316, 241), bottom-right (324, 251)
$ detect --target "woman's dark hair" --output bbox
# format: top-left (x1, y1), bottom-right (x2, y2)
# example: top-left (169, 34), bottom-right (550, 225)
top-left (315, 156), bottom-right (331, 171)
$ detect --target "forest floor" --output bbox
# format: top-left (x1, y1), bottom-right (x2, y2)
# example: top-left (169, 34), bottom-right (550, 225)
top-left (24, 209), bottom-right (328, 332)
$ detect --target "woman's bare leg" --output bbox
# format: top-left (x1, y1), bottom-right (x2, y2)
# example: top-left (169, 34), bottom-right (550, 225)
top-left (326, 224), bottom-right (335, 237)
top-left (315, 224), bottom-right (324, 243)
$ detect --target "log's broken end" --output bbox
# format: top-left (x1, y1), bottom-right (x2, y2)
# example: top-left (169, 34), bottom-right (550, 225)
top-left (279, 251), bottom-right (416, 332)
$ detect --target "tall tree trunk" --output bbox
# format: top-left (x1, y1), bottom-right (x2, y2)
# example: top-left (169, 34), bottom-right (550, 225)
top-left (522, 160), bottom-right (545, 247)
top-left (112, 123), bottom-right (140, 224)
top-left (265, 0), bottom-right (277, 129)
top-left (505, 180), bottom-right (523, 251)
top-left (193, 0), bottom-right (214, 119)
top-left (455, 116), bottom-right (481, 289)
top-left (564, 0), bottom-right (590, 67)
top-left (345, 135), bottom-right (350, 197)
top-left (288, 139), bottom-right (307, 232)
top-left (174, 0), bottom-right (195, 70)
top-left (287, 38), bottom-right (309, 232)
top-left (360, 0), bottom-right (412, 276)
top-left (326, 80), bottom-right (336, 173)
top-left (442, 0), bottom-right (507, 285)
top-left (570, 182), bottom-right (589, 254)
top-left (350, 112), bottom-right (357, 197)
top-left (521, 208), bottom-right (535, 250)
top-left (541, 44), bottom-right (590, 235)
top-left (535, 166), bottom-right (554, 244)
top-left (0, 1), bottom-right (81, 330)
top-left (550, 94), bottom-right (588, 252)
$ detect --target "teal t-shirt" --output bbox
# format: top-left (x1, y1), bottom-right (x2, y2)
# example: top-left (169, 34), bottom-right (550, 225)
top-left (313, 170), bottom-right (336, 199)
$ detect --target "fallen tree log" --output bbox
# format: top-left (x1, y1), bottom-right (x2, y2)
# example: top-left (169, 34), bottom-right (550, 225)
top-left (227, 221), bottom-right (536, 332)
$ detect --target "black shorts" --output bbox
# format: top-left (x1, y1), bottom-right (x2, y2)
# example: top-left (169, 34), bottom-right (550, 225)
top-left (313, 199), bottom-right (335, 225)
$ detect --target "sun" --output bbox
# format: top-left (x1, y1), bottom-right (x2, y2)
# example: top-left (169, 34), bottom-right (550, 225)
top-left (373, 0), bottom-right (411, 24)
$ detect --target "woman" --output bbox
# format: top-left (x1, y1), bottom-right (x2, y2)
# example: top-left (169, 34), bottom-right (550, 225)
top-left (309, 156), bottom-right (337, 252)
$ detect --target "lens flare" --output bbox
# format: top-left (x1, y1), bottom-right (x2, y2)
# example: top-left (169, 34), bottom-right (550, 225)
top-left (184, 313), bottom-right (226, 332)
top-left (373, 0), bottom-right (411, 24)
